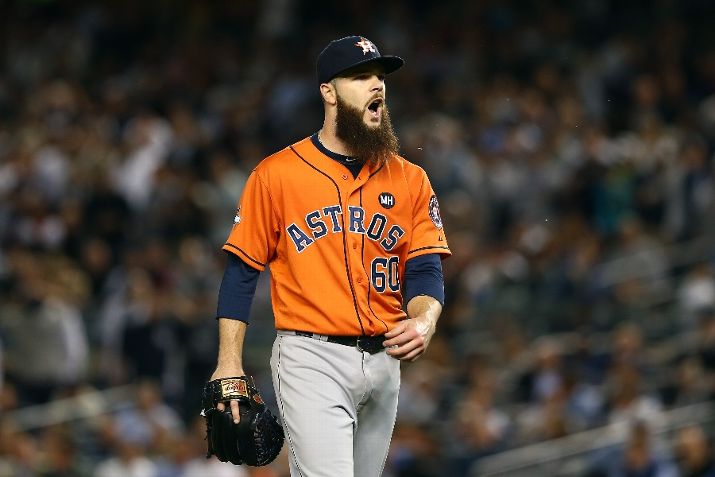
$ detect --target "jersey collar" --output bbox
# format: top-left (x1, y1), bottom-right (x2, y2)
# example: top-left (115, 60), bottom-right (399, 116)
top-left (291, 137), bottom-right (385, 192)
top-left (310, 132), bottom-right (359, 164)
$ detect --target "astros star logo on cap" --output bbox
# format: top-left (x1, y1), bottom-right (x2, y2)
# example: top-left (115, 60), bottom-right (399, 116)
top-left (355, 37), bottom-right (376, 55)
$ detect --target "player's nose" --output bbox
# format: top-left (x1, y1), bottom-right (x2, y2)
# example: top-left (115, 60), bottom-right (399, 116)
top-left (370, 77), bottom-right (385, 92)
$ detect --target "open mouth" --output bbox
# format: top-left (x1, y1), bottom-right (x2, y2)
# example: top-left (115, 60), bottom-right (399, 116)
top-left (367, 98), bottom-right (383, 118)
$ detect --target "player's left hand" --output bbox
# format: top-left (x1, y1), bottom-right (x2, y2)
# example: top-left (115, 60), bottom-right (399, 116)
top-left (383, 315), bottom-right (437, 361)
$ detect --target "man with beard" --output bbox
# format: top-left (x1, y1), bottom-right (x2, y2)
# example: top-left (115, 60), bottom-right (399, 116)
top-left (207, 35), bottom-right (450, 476)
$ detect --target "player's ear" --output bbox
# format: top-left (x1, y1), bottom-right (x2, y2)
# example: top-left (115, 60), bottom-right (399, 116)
top-left (320, 82), bottom-right (337, 106)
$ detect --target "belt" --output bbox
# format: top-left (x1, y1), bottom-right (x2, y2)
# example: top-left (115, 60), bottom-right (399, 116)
top-left (292, 331), bottom-right (386, 354)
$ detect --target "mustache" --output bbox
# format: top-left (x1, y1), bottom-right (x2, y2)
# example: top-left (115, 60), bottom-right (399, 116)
top-left (365, 94), bottom-right (385, 107)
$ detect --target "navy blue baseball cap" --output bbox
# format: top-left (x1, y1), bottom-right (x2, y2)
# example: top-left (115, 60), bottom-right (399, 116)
top-left (316, 35), bottom-right (404, 84)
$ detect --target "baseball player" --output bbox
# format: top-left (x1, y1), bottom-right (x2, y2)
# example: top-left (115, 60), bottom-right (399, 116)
top-left (210, 35), bottom-right (450, 476)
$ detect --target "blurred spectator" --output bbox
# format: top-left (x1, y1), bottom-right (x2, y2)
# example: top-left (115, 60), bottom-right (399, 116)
top-left (677, 264), bottom-right (715, 330)
top-left (97, 263), bottom-right (183, 396)
top-left (112, 379), bottom-right (184, 452)
top-left (590, 421), bottom-right (678, 477)
top-left (514, 336), bottom-right (565, 403)
top-left (599, 217), bottom-right (670, 308)
top-left (1, 253), bottom-right (89, 404)
top-left (118, 280), bottom-right (179, 387)
top-left (80, 175), bottom-right (131, 260)
top-left (396, 361), bottom-right (443, 426)
top-left (609, 322), bottom-right (650, 373)
top-left (673, 425), bottom-right (715, 477)
top-left (0, 381), bottom-right (18, 414)
top-left (112, 114), bottom-right (173, 212)
top-left (36, 426), bottom-right (92, 477)
top-left (92, 435), bottom-right (158, 477)
top-left (659, 356), bottom-right (712, 408)
top-left (666, 137), bottom-right (715, 241)
top-left (694, 313), bottom-right (715, 373)
top-left (605, 363), bottom-right (665, 439)
top-left (0, 419), bottom-right (38, 477)
top-left (385, 423), bottom-right (444, 477)
top-left (449, 367), bottom-right (510, 474)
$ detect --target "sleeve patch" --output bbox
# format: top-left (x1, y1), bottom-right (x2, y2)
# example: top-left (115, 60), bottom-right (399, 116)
top-left (428, 195), bottom-right (443, 229)
top-left (233, 206), bottom-right (242, 225)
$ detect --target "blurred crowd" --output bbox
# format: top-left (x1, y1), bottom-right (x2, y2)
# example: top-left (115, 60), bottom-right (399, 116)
top-left (1, 1), bottom-right (715, 476)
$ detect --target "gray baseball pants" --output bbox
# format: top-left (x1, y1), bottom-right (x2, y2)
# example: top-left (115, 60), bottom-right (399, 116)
top-left (270, 331), bottom-right (400, 477)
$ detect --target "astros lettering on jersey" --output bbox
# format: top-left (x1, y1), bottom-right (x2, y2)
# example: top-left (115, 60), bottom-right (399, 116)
top-left (224, 137), bottom-right (451, 337)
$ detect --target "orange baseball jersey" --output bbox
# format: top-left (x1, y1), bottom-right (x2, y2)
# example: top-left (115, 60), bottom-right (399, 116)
top-left (223, 137), bottom-right (450, 336)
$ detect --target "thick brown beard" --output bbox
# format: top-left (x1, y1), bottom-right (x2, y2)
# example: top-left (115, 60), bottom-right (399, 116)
top-left (335, 95), bottom-right (399, 166)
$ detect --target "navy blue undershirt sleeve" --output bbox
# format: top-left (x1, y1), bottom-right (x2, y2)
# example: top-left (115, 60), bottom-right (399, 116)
top-left (403, 253), bottom-right (445, 306)
top-left (216, 252), bottom-right (260, 323)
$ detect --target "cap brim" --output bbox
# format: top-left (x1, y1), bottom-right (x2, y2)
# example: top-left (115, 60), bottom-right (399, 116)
top-left (332, 55), bottom-right (405, 80)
